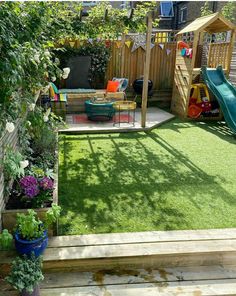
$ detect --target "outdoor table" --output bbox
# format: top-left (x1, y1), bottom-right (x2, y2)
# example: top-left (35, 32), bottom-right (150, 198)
top-left (113, 100), bottom-right (136, 126)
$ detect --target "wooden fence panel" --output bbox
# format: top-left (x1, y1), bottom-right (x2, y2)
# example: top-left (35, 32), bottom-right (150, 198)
top-left (106, 41), bottom-right (176, 91)
top-left (66, 32), bottom-right (178, 92)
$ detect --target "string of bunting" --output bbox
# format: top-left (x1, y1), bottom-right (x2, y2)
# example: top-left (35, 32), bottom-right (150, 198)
top-left (58, 37), bottom-right (172, 55)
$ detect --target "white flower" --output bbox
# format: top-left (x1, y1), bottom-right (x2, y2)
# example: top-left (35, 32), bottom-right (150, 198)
top-left (43, 115), bottom-right (49, 122)
top-left (62, 67), bottom-right (70, 79)
top-left (27, 120), bottom-right (31, 126)
top-left (45, 50), bottom-right (51, 57)
top-left (62, 73), bottom-right (69, 79)
top-left (51, 76), bottom-right (56, 82)
top-left (20, 160), bottom-right (29, 169)
top-left (34, 54), bottom-right (40, 63)
top-left (63, 67), bottom-right (70, 74)
top-left (29, 103), bottom-right (36, 111)
top-left (55, 58), bottom-right (60, 65)
top-left (5, 122), bottom-right (15, 133)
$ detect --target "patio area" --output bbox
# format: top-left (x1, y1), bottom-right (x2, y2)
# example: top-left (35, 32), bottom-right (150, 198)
top-left (61, 107), bottom-right (175, 133)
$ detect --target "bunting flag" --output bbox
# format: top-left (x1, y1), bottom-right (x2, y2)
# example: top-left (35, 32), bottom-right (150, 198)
top-left (166, 49), bottom-right (171, 55)
top-left (69, 41), bottom-right (75, 48)
top-left (80, 40), bottom-right (84, 46)
top-left (125, 40), bottom-right (131, 48)
top-left (59, 40), bottom-right (65, 45)
top-left (151, 43), bottom-right (155, 49)
top-left (88, 38), bottom-right (93, 44)
top-left (131, 34), bottom-right (146, 52)
top-left (159, 43), bottom-right (164, 50)
top-left (115, 41), bottom-right (122, 48)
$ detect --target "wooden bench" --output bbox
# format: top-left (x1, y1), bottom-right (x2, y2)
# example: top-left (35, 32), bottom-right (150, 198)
top-left (51, 90), bottom-right (125, 117)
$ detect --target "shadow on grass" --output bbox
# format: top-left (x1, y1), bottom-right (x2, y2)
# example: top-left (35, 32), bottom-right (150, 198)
top-left (58, 122), bottom-right (236, 235)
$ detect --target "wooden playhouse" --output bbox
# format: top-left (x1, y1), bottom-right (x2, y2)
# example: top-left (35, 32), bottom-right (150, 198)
top-left (171, 12), bottom-right (235, 119)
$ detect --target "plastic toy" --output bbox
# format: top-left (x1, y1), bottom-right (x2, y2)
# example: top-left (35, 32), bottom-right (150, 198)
top-left (177, 41), bottom-right (189, 50)
top-left (188, 83), bottom-right (211, 118)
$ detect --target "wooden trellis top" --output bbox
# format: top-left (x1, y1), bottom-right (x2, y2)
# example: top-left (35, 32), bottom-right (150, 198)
top-left (177, 12), bottom-right (235, 35)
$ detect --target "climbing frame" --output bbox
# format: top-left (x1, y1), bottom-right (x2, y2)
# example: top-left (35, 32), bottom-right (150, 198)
top-left (171, 13), bottom-right (236, 118)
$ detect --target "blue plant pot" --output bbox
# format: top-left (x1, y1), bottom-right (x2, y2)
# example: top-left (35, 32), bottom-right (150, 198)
top-left (14, 230), bottom-right (48, 258)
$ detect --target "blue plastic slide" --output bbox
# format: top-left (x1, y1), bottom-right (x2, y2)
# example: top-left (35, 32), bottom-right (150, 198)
top-left (202, 66), bottom-right (236, 134)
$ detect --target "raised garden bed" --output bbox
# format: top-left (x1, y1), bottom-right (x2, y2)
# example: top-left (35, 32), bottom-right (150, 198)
top-left (1, 151), bottom-right (59, 236)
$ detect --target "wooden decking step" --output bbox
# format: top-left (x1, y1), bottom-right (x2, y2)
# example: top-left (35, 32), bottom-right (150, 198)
top-left (2, 266), bottom-right (236, 295)
top-left (2, 229), bottom-right (236, 275)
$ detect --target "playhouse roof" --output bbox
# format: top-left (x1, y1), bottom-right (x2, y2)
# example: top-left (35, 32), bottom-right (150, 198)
top-left (177, 12), bottom-right (235, 35)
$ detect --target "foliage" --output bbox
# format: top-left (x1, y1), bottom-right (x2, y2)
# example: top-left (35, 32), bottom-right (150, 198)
top-left (3, 147), bottom-right (25, 181)
top-left (17, 209), bottom-right (44, 240)
top-left (6, 254), bottom-right (44, 293)
top-left (44, 204), bottom-right (61, 229)
top-left (19, 175), bottom-right (54, 208)
top-left (200, 1), bottom-right (236, 23)
top-left (55, 43), bottom-right (111, 84)
top-left (82, 1), bottom-right (158, 39)
top-left (16, 204), bottom-right (61, 240)
top-left (200, 2), bottom-right (213, 17)
top-left (221, 1), bottom-right (236, 23)
top-left (27, 107), bottom-right (62, 169)
top-left (18, 120), bottom-right (33, 159)
top-left (0, 229), bottom-right (13, 250)
top-left (0, 2), bottom-right (75, 136)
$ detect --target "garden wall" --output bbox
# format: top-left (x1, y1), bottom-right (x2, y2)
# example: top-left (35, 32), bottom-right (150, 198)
top-left (0, 120), bottom-right (21, 230)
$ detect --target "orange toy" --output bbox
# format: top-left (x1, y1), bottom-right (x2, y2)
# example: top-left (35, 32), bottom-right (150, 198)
top-left (188, 104), bottom-right (202, 118)
top-left (177, 41), bottom-right (189, 50)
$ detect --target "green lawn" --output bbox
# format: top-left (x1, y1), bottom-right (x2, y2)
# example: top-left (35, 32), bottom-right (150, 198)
top-left (58, 119), bottom-right (236, 235)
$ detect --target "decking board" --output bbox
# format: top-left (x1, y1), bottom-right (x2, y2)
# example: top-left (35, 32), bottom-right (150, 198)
top-left (48, 229), bottom-right (236, 248)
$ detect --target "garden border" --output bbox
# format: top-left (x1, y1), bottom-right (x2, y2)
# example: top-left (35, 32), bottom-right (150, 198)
top-left (1, 133), bottom-right (59, 236)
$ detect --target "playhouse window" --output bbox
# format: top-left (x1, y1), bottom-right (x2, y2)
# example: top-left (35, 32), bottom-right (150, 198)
top-left (160, 2), bottom-right (174, 17)
top-left (179, 7), bottom-right (187, 23)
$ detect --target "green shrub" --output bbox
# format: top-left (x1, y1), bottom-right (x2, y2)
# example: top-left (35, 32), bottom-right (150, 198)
top-left (0, 229), bottom-right (13, 250)
top-left (16, 204), bottom-right (61, 240)
top-left (6, 254), bottom-right (44, 293)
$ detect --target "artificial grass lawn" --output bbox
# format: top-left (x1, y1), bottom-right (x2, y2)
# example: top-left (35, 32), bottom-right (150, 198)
top-left (58, 118), bottom-right (236, 235)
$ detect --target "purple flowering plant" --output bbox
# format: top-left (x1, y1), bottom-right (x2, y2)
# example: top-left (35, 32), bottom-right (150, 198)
top-left (19, 175), bottom-right (54, 207)
top-left (20, 176), bottom-right (39, 199)
top-left (39, 177), bottom-right (54, 191)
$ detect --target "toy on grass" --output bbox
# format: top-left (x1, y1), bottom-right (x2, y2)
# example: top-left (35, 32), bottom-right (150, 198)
top-left (188, 83), bottom-right (211, 118)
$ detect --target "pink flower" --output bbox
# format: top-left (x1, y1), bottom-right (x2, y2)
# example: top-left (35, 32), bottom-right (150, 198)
top-left (39, 177), bottom-right (54, 190)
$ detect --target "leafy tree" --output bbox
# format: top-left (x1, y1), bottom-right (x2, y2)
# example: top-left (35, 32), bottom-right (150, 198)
top-left (200, 2), bottom-right (213, 17)
top-left (221, 1), bottom-right (236, 23)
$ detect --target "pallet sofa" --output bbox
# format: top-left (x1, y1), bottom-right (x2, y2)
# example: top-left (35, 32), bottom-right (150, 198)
top-left (51, 88), bottom-right (125, 119)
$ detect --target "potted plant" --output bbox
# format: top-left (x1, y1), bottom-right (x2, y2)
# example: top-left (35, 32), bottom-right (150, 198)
top-left (14, 203), bottom-right (61, 257)
top-left (6, 254), bottom-right (44, 296)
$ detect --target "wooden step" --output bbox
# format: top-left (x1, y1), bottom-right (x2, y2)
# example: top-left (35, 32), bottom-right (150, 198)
top-left (2, 266), bottom-right (236, 295)
top-left (2, 229), bottom-right (236, 276)
top-left (39, 280), bottom-right (236, 296)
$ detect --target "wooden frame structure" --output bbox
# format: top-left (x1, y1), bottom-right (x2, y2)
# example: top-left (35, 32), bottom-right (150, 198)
top-left (171, 13), bottom-right (236, 118)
